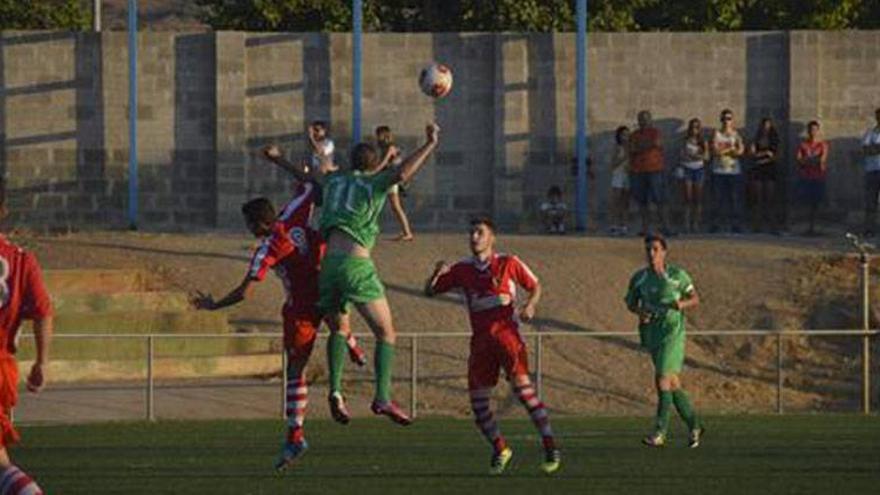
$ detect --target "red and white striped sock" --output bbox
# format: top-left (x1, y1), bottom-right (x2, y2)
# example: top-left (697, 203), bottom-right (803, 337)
top-left (285, 375), bottom-right (308, 444)
top-left (0, 466), bottom-right (42, 495)
top-left (514, 383), bottom-right (556, 451)
top-left (470, 388), bottom-right (507, 453)
top-left (345, 334), bottom-right (359, 351)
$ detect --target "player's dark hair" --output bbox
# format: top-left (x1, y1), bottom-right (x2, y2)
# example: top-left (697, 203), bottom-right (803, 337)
top-left (644, 232), bottom-right (668, 250)
top-left (375, 125), bottom-right (391, 136)
top-left (547, 186), bottom-right (562, 197)
top-left (615, 126), bottom-right (629, 145)
top-left (720, 108), bottom-right (734, 121)
top-left (311, 120), bottom-right (328, 131)
top-left (470, 216), bottom-right (496, 233)
top-left (241, 197), bottom-right (276, 225)
top-left (351, 142), bottom-right (379, 171)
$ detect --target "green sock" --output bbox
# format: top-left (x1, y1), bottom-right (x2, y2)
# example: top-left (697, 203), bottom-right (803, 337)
top-left (374, 341), bottom-right (395, 403)
top-left (673, 389), bottom-right (699, 430)
top-left (327, 333), bottom-right (347, 394)
top-left (655, 391), bottom-right (673, 434)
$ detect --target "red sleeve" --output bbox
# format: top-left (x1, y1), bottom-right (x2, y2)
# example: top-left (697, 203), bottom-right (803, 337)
top-left (21, 252), bottom-right (52, 320)
top-left (278, 182), bottom-right (317, 230)
top-left (508, 255), bottom-right (538, 292)
top-left (432, 264), bottom-right (463, 294)
top-left (248, 236), bottom-right (279, 282)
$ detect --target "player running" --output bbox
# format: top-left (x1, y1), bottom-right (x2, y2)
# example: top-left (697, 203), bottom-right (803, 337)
top-left (191, 177), bottom-right (365, 472)
top-left (625, 232), bottom-right (703, 448)
top-left (0, 178), bottom-right (53, 495)
top-left (424, 217), bottom-right (560, 475)
top-left (264, 123), bottom-right (440, 426)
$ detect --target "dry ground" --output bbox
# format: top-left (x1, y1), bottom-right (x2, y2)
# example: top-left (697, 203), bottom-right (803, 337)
top-left (13, 229), bottom-right (880, 416)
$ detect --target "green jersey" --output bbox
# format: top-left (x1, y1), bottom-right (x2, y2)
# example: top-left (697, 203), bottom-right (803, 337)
top-left (319, 169), bottom-right (398, 250)
top-left (624, 264), bottom-right (695, 350)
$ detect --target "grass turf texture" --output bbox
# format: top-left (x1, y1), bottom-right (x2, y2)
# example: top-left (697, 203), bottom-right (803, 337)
top-left (17, 416), bottom-right (880, 494)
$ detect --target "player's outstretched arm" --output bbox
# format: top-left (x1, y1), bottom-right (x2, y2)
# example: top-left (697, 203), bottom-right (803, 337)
top-left (262, 145), bottom-right (318, 182)
top-left (191, 278), bottom-right (255, 311)
top-left (26, 316), bottom-right (53, 393)
top-left (394, 123), bottom-right (440, 185)
top-left (424, 261), bottom-right (450, 297)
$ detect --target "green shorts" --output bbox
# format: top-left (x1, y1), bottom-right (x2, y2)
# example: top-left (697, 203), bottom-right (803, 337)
top-left (650, 337), bottom-right (685, 377)
top-left (317, 253), bottom-right (385, 315)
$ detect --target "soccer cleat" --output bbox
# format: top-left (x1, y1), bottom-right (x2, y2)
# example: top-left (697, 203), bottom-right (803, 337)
top-left (370, 400), bottom-right (412, 426)
top-left (540, 449), bottom-right (561, 475)
top-left (274, 439), bottom-right (309, 473)
top-left (489, 447), bottom-right (513, 475)
top-left (688, 426), bottom-right (704, 449)
top-left (642, 431), bottom-right (666, 447)
top-left (348, 344), bottom-right (367, 367)
top-left (328, 392), bottom-right (351, 425)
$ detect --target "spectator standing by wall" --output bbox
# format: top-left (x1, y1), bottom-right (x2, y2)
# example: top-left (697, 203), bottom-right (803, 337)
top-left (862, 108), bottom-right (880, 237)
top-left (609, 126), bottom-right (631, 236)
top-left (709, 109), bottom-right (746, 234)
top-left (629, 110), bottom-right (671, 236)
top-left (748, 118), bottom-right (781, 233)
top-left (678, 119), bottom-right (708, 233)
top-left (796, 120), bottom-right (829, 236)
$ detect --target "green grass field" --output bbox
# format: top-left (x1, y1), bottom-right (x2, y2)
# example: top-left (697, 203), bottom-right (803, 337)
top-left (16, 416), bottom-right (880, 494)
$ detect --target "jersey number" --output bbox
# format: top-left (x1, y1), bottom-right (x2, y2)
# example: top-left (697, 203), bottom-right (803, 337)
top-left (0, 256), bottom-right (9, 308)
top-left (328, 179), bottom-right (374, 213)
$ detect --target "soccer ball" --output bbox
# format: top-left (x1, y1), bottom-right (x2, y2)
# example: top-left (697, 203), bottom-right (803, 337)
top-left (419, 63), bottom-right (453, 98)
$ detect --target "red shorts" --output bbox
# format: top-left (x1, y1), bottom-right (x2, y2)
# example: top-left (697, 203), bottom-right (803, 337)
top-left (282, 306), bottom-right (319, 363)
top-left (0, 355), bottom-right (20, 447)
top-left (468, 327), bottom-right (530, 390)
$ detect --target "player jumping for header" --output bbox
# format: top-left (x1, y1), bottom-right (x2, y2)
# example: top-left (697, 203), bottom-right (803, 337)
top-left (263, 122), bottom-right (440, 426)
top-left (424, 217), bottom-right (560, 475)
top-left (625, 232), bottom-right (703, 448)
top-left (0, 178), bottom-right (54, 495)
top-left (191, 174), bottom-right (366, 472)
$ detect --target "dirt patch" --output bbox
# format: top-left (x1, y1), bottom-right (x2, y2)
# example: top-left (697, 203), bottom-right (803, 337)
top-left (13, 229), bottom-right (879, 415)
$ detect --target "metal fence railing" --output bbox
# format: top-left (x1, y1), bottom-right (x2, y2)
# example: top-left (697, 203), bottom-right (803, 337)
top-left (14, 329), bottom-right (879, 422)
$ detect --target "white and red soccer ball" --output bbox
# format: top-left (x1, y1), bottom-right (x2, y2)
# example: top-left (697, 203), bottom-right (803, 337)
top-left (419, 63), bottom-right (453, 98)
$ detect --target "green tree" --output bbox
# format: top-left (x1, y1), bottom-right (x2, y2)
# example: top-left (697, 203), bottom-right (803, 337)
top-left (194, 0), bottom-right (880, 32)
top-left (0, 0), bottom-right (90, 30)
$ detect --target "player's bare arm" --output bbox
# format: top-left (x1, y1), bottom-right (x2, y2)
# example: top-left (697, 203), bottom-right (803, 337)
top-left (393, 123), bottom-right (440, 185)
top-left (673, 289), bottom-right (700, 311)
top-left (26, 316), bottom-right (53, 393)
top-left (262, 145), bottom-right (316, 182)
top-left (377, 145), bottom-right (401, 172)
top-left (424, 261), bottom-right (450, 297)
top-left (190, 277), bottom-right (255, 311)
top-left (519, 281), bottom-right (541, 322)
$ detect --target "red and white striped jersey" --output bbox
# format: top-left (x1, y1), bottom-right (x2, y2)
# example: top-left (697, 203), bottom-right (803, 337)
top-left (0, 235), bottom-right (52, 355)
top-left (247, 183), bottom-right (324, 313)
top-left (432, 252), bottom-right (539, 335)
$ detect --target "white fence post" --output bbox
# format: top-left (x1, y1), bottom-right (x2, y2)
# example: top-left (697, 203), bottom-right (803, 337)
top-left (146, 335), bottom-right (154, 421)
top-left (410, 335), bottom-right (418, 419)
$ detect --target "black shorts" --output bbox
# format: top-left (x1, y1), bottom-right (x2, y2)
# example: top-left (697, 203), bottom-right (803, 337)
top-left (748, 163), bottom-right (777, 182)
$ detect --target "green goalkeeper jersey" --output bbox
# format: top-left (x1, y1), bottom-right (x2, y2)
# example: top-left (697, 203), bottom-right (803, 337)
top-left (624, 264), bottom-right (695, 350)
top-left (319, 169), bottom-right (398, 250)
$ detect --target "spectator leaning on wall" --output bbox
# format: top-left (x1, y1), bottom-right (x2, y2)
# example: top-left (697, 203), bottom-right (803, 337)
top-left (862, 108), bottom-right (880, 237)
top-left (629, 110), bottom-right (672, 236)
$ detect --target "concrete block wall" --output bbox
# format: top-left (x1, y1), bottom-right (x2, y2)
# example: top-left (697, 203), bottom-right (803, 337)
top-left (1, 30), bottom-right (879, 230)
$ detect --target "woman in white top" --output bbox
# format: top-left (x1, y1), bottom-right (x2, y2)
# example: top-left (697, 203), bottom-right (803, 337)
top-left (710, 109), bottom-right (745, 233)
top-left (609, 126), bottom-right (631, 235)
top-left (678, 118), bottom-right (708, 233)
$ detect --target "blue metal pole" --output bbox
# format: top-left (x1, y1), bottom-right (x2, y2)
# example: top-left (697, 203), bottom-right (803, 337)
top-left (128, 0), bottom-right (138, 229)
top-left (575, 0), bottom-right (588, 232)
top-left (352, 0), bottom-right (363, 144)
